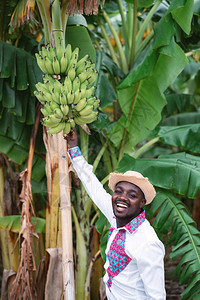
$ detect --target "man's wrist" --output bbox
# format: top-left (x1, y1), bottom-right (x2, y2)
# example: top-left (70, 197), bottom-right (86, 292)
top-left (68, 146), bottom-right (82, 159)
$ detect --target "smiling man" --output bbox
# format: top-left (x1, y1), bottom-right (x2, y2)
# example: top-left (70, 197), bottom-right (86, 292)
top-left (65, 131), bottom-right (166, 300)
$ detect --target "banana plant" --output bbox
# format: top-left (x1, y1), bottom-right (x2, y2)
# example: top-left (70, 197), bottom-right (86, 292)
top-left (0, 0), bottom-right (199, 299)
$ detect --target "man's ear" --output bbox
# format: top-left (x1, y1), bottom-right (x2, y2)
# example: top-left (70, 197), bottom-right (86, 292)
top-left (140, 198), bottom-right (146, 208)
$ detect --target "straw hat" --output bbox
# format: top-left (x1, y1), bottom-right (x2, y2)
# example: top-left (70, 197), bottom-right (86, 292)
top-left (108, 171), bottom-right (156, 205)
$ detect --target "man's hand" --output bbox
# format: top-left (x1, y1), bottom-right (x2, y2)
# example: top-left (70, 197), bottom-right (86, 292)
top-left (64, 129), bottom-right (78, 149)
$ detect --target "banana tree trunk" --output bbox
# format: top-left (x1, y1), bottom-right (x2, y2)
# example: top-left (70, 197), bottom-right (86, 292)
top-left (0, 158), bottom-right (19, 272)
top-left (43, 129), bottom-right (75, 300)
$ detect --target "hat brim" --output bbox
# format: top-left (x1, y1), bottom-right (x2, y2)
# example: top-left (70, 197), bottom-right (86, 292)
top-left (108, 172), bottom-right (156, 205)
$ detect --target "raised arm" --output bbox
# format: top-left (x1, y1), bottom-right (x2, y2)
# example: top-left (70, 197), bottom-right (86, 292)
top-left (64, 131), bottom-right (114, 223)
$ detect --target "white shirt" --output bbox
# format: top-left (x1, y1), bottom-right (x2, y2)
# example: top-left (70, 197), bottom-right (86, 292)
top-left (68, 147), bottom-right (166, 300)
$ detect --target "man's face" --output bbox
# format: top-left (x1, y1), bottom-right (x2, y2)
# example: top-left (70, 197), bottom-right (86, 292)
top-left (112, 181), bottom-right (146, 227)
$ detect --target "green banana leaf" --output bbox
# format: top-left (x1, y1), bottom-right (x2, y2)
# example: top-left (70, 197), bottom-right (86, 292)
top-left (0, 215), bottom-right (46, 233)
top-left (0, 40), bottom-right (42, 94)
top-left (117, 153), bottom-right (200, 199)
top-left (168, 0), bottom-right (194, 35)
top-left (163, 94), bottom-right (197, 117)
top-left (150, 189), bottom-right (200, 300)
top-left (108, 33), bottom-right (187, 151)
top-left (157, 123), bottom-right (200, 153)
top-left (95, 211), bottom-right (110, 262)
top-left (65, 25), bottom-right (96, 62)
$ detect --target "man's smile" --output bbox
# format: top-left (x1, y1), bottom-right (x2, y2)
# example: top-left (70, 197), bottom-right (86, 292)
top-left (115, 200), bottom-right (130, 211)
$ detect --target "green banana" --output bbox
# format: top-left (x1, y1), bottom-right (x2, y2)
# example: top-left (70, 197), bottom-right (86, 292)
top-left (73, 76), bottom-right (80, 92)
top-left (44, 56), bottom-right (54, 74)
top-left (43, 116), bottom-right (60, 127)
top-left (53, 80), bottom-right (62, 94)
top-left (76, 61), bottom-right (87, 76)
top-left (88, 70), bottom-right (98, 85)
top-left (74, 117), bottom-right (85, 125)
top-left (80, 80), bottom-right (89, 90)
top-left (68, 118), bottom-right (75, 128)
top-left (49, 101), bottom-right (60, 111)
top-left (93, 99), bottom-right (100, 110)
top-left (60, 53), bottom-right (68, 74)
top-left (44, 102), bottom-right (53, 114)
top-left (79, 69), bottom-right (89, 83)
top-left (56, 43), bottom-right (65, 62)
top-left (40, 46), bottom-right (49, 58)
top-left (75, 111), bottom-right (98, 125)
top-left (35, 53), bottom-right (48, 73)
top-left (60, 93), bottom-right (68, 105)
top-left (79, 104), bottom-right (94, 116)
top-left (64, 76), bottom-right (72, 92)
top-left (60, 104), bottom-right (69, 115)
top-left (67, 90), bottom-right (74, 105)
top-left (42, 90), bottom-right (53, 103)
top-left (79, 88), bottom-right (86, 99)
top-left (65, 44), bottom-right (72, 62)
top-left (54, 108), bottom-right (63, 119)
top-left (85, 86), bottom-right (96, 98)
top-left (75, 97), bottom-right (87, 112)
top-left (35, 82), bottom-right (49, 93)
top-left (47, 46), bottom-right (56, 61)
top-left (76, 54), bottom-right (88, 69)
top-left (52, 57), bottom-right (61, 75)
top-left (87, 96), bottom-right (97, 106)
top-left (41, 107), bottom-right (50, 117)
top-left (73, 89), bottom-right (82, 105)
top-left (34, 91), bottom-right (46, 104)
top-left (68, 65), bottom-right (76, 81)
top-left (85, 60), bottom-right (92, 69)
top-left (51, 88), bottom-right (60, 104)
top-left (47, 122), bottom-right (65, 134)
top-left (67, 47), bottom-right (79, 70)
top-left (43, 74), bottom-right (54, 84)
top-left (63, 121), bottom-right (71, 134)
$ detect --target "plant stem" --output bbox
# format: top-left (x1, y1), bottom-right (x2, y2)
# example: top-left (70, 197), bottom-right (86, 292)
top-left (135, 30), bottom-right (154, 59)
top-left (118, 81), bottom-right (141, 161)
top-left (130, 0), bottom-right (138, 67)
top-left (36, 0), bottom-right (51, 43)
top-left (101, 174), bottom-right (109, 186)
top-left (135, 0), bottom-right (162, 49)
top-left (84, 250), bottom-right (101, 299)
top-left (127, 3), bottom-right (134, 52)
top-left (72, 206), bottom-right (88, 300)
top-left (93, 142), bottom-right (108, 173)
top-left (102, 10), bottom-right (128, 73)
top-left (133, 137), bottom-right (160, 159)
top-left (51, 0), bottom-right (65, 49)
top-left (61, 1), bottom-right (69, 38)
top-left (99, 23), bottom-right (120, 68)
top-left (117, 0), bottom-right (130, 56)
top-left (80, 127), bottom-right (89, 161)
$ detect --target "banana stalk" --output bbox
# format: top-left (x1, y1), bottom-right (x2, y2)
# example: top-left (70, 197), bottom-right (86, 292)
top-left (51, 0), bottom-right (65, 50)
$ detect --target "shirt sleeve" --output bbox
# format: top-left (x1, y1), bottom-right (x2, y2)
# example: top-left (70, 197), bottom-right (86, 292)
top-left (68, 146), bottom-right (114, 223)
top-left (137, 241), bottom-right (166, 300)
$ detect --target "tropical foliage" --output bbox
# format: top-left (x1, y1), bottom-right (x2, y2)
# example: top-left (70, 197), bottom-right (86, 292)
top-left (0, 0), bottom-right (200, 299)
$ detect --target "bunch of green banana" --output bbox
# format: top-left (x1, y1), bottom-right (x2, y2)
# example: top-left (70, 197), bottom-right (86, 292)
top-left (35, 43), bottom-right (101, 135)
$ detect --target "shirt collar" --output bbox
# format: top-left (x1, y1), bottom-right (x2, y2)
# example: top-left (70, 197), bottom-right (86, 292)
top-left (124, 210), bottom-right (146, 233)
top-left (112, 210), bottom-right (146, 234)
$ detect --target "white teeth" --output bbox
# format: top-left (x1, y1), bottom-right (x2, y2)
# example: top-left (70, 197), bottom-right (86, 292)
top-left (117, 203), bottom-right (128, 208)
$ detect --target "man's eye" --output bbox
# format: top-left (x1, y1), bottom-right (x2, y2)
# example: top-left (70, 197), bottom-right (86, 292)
top-left (115, 189), bottom-right (121, 194)
top-left (129, 194), bottom-right (136, 198)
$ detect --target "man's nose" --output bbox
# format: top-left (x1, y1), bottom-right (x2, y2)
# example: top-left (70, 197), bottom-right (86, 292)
top-left (119, 192), bottom-right (128, 200)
